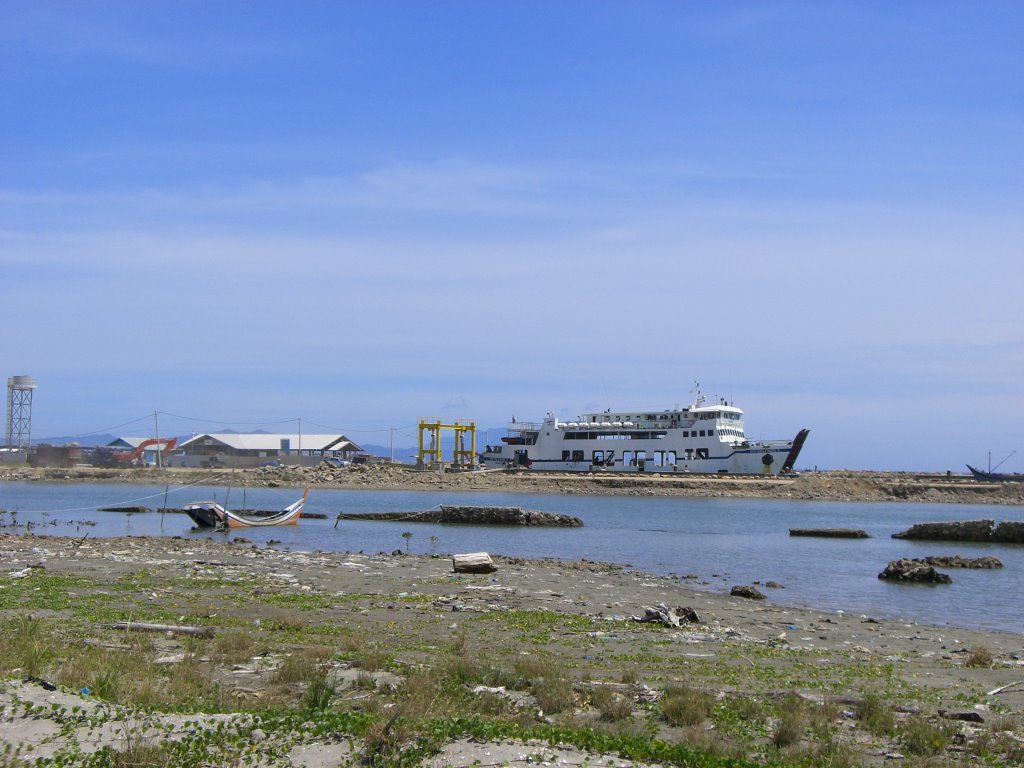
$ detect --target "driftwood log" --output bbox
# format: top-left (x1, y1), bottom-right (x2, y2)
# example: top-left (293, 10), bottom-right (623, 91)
top-left (453, 552), bottom-right (497, 574)
top-left (110, 622), bottom-right (214, 638)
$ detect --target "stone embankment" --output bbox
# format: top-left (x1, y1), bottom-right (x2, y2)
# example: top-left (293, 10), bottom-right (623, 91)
top-left (789, 527), bottom-right (870, 538)
top-left (337, 505), bottom-right (583, 527)
top-left (3, 464), bottom-right (1024, 504)
top-left (892, 519), bottom-right (1024, 542)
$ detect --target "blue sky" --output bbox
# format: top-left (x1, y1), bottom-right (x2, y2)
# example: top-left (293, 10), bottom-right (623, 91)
top-left (2, 1), bottom-right (1022, 471)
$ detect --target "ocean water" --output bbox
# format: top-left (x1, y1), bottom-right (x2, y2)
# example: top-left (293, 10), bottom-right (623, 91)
top-left (2, 480), bottom-right (1022, 633)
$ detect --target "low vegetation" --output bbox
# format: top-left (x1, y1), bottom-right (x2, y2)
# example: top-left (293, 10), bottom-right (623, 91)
top-left (0, 553), bottom-right (1019, 768)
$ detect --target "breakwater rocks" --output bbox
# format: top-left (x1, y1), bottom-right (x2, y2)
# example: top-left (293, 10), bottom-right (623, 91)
top-left (878, 554), bottom-right (1003, 584)
top-left (917, 555), bottom-right (1003, 569)
top-left (892, 519), bottom-right (1024, 543)
top-left (879, 559), bottom-right (953, 584)
top-left (337, 505), bottom-right (583, 527)
top-left (789, 527), bottom-right (870, 538)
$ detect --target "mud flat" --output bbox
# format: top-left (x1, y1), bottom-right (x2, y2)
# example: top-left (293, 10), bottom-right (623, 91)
top-left (1, 532), bottom-right (1022, 767)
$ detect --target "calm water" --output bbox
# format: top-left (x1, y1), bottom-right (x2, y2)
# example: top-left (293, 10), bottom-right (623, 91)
top-left (2, 481), bottom-right (1023, 633)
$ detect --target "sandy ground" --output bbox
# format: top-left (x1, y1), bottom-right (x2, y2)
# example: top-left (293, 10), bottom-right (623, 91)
top-left (1, 533), bottom-right (1023, 766)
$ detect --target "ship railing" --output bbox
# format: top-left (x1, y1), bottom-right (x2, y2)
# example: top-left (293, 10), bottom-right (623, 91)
top-left (508, 421), bottom-right (542, 432)
top-left (750, 438), bottom-right (792, 448)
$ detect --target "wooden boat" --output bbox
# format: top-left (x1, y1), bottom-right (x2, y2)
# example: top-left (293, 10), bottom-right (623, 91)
top-left (183, 488), bottom-right (308, 529)
top-left (966, 465), bottom-right (1024, 483)
top-left (182, 501), bottom-right (224, 528)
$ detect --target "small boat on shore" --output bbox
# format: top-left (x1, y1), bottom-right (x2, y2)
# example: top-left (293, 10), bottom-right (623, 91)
top-left (183, 488), bottom-right (308, 529)
top-left (966, 465), bottom-right (1024, 483)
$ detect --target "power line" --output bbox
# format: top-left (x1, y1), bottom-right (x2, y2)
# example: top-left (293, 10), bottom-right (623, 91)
top-left (157, 411), bottom-right (299, 427)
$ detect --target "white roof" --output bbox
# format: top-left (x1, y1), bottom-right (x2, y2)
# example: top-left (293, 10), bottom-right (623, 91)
top-left (177, 433), bottom-right (360, 452)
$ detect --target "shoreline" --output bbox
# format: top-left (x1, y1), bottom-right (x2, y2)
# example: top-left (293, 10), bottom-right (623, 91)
top-left (4, 465), bottom-right (1024, 505)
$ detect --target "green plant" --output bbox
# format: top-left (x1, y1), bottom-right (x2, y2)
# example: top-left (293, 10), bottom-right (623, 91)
top-left (273, 646), bottom-right (331, 685)
top-left (965, 646), bottom-right (994, 668)
top-left (900, 715), bottom-right (954, 756)
top-left (857, 691), bottom-right (895, 737)
top-left (661, 685), bottom-right (713, 727)
top-left (401, 531), bottom-right (413, 552)
top-left (771, 693), bottom-right (808, 748)
top-left (303, 672), bottom-right (336, 712)
top-left (591, 685), bottom-right (632, 722)
top-left (7, 616), bottom-right (52, 677)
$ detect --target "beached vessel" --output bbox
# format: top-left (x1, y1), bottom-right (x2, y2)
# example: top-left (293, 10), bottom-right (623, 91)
top-left (480, 386), bottom-right (808, 475)
top-left (183, 488), bottom-right (308, 529)
top-left (966, 465), bottom-right (1024, 483)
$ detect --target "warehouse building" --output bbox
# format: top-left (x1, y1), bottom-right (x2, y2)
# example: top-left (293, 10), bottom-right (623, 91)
top-left (174, 433), bottom-right (362, 468)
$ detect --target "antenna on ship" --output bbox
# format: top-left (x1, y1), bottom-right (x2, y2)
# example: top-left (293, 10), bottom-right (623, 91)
top-left (690, 381), bottom-right (705, 408)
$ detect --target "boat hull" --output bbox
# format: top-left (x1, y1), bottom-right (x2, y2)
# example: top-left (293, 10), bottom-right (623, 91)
top-left (966, 465), bottom-right (1024, 483)
top-left (481, 444), bottom-right (799, 474)
top-left (183, 502), bottom-right (224, 528)
top-left (182, 489), bottom-right (308, 529)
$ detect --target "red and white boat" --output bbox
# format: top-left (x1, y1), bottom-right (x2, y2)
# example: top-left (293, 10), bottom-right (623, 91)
top-left (184, 488), bottom-right (308, 529)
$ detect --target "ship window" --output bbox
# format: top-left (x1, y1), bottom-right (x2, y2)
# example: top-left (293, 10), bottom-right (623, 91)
top-left (562, 450), bottom-right (570, 461)
top-left (572, 450), bottom-right (584, 462)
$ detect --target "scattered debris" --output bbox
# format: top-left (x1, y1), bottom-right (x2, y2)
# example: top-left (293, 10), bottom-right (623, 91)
top-left (109, 621), bottom-right (215, 638)
top-left (452, 552), bottom-right (497, 574)
top-left (633, 604), bottom-right (700, 627)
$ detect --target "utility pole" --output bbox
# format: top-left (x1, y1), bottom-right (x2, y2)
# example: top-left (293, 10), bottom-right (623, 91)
top-left (390, 427), bottom-right (394, 463)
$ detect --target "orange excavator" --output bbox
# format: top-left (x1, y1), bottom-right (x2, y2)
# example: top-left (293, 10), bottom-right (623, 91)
top-left (112, 438), bottom-right (177, 466)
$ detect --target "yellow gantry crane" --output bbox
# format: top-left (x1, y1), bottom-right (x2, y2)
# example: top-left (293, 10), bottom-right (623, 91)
top-left (417, 418), bottom-right (476, 469)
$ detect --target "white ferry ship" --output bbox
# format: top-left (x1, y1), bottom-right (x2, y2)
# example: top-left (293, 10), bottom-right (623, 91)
top-left (480, 386), bottom-right (809, 475)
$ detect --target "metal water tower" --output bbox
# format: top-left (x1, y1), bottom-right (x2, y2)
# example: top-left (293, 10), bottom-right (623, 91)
top-left (5, 375), bottom-right (37, 450)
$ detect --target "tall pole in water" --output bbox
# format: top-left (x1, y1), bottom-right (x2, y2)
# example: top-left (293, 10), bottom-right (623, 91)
top-left (154, 411), bottom-right (161, 469)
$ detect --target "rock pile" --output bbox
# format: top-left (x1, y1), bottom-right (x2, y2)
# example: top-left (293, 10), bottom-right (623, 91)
top-left (730, 585), bottom-right (766, 600)
top-left (917, 555), bottom-right (1002, 569)
top-left (878, 559), bottom-right (953, 584)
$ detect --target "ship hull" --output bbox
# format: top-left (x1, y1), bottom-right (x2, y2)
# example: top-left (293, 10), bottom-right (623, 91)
top-left (481, 428), bottom-right (809, 475)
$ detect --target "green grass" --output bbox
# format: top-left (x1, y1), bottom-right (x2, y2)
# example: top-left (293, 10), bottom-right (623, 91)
top-left (0, 552), bottom-right (1015, 768)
